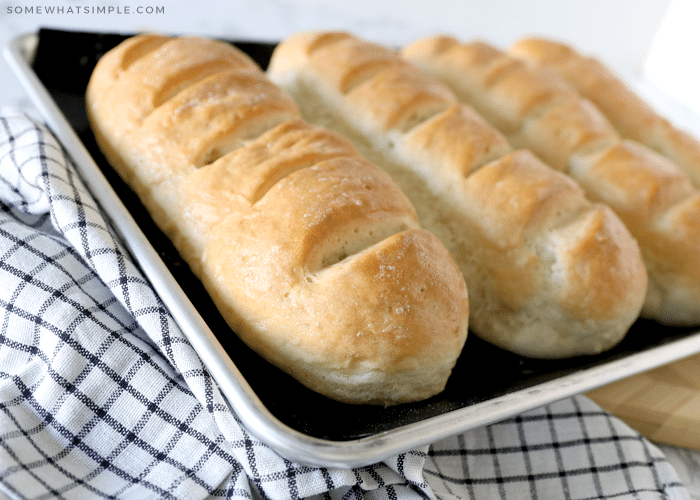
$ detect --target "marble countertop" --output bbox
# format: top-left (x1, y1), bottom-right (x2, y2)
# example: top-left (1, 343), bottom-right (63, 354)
top-left (2, 0), bottom-right (699, 497)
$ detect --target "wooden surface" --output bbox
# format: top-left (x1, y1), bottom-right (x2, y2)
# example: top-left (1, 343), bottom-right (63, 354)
top-left (587, 352), bottom-right (700, 450)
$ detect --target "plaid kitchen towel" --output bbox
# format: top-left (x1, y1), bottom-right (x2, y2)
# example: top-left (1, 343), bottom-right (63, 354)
top-left (0, 107), bottom-right (690, 500)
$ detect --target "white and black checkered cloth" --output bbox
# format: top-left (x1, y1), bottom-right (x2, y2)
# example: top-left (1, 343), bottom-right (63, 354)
top-left (0, 107), bottom-right (691, 500)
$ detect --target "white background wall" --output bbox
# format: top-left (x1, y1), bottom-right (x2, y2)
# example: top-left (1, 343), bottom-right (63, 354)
top-left (1, 0), bottom-right (673, 111)
top-left (2, 0), bottom-right (672, 66)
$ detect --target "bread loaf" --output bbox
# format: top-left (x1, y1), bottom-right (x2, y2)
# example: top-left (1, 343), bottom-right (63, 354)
top-left (509, 37), bottom-right (700, 188)
top-left (267, 31), bottom-right (647, 358)
top-left (402, 35), bottom-right (700, 325)
top-left (86, 34), bottom-right (469, 406)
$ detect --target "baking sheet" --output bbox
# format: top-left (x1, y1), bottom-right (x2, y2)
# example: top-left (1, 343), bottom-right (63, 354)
top-left (6, 27), bottom-right (700, 468)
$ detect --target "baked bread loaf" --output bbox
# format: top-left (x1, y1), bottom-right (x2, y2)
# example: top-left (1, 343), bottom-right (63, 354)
top-left (267, 31), bottom-right (647, 358)
top-left (86, 34), bottom-right (469, 406)
top-left (402, 35), bottom-right (700, 325)
top-left (509, 37), bottom-right (700, 188)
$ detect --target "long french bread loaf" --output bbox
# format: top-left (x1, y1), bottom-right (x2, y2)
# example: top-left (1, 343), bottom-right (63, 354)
top-left (509, 37), bottom-right (700, 188)
top-left (86, 34), bottom-right (470, 406)
top-left (402, 35), bottom-right (700, 325)
top-left (267, 31), bottom-right (647, 358)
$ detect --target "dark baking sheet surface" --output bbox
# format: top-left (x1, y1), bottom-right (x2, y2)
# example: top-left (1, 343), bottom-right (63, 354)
top-left (30, 27), bottom-right (700, 442)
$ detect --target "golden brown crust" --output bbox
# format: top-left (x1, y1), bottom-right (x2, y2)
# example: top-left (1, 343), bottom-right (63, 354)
top-left (86, 34), bottom-right (469, 405)
top-left (400, 36), bottom-right (578, 134)
top-left (140, 69), bottom-right (300, 167)
top-left (345, 66), bottom-right (454, 133)
top-left (573, 141), bottom-right (700, 323)
top-left (308, 35), bottom-right (409, 94)
top-left (269, 30), bottom-right (647, 357)
top-left (510, 37), bottom-right (700, 188)
top-left (401, 104), bottom-right (512, 178)
top-left (404, 34), bottom-right (700, 325)
top-left (510, 99), bottom-right (620, 172)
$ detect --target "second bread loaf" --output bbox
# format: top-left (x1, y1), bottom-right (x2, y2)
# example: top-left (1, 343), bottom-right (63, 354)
top-left (267, 31), bottom-right (648, 359)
